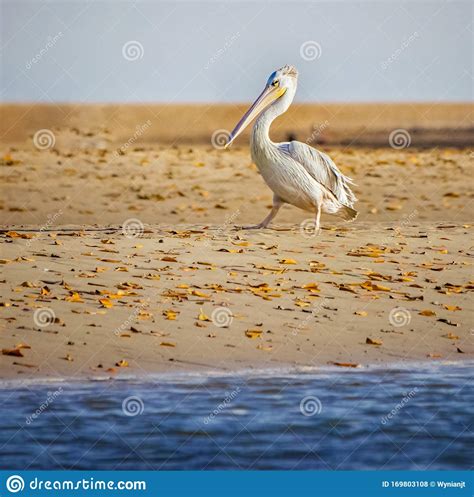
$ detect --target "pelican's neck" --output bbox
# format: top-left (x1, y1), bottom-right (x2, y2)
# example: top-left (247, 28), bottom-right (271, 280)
top-left (251, 99), bottom-right (287, 151)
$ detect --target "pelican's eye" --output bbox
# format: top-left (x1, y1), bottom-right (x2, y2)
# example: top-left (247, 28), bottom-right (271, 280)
top-left (271, 80), bottom-right (279, 87)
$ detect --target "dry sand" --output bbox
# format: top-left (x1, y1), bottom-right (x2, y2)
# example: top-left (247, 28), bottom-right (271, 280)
top-left (0, 104), bottom-right (472, 379)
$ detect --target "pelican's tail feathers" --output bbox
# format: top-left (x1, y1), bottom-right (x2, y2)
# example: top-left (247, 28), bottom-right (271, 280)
top-left (339, 205), bottom-right (358, 222)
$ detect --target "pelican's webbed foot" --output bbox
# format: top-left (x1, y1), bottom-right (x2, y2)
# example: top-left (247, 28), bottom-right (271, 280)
top-left (241, 197), bottom-right (283, 230)
top-left (241, 222), bottom-right (270, 230)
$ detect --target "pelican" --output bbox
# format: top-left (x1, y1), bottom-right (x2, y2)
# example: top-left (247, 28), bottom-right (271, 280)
top-left (226, 65), bottom-right (357, 232)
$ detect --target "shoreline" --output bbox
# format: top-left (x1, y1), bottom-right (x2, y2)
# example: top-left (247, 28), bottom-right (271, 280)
top-left (0, 359), bottom-right (472, 386)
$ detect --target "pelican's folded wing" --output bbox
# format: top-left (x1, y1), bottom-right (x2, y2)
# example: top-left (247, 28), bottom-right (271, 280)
top-left (281, 141), bottom-right (357, 207)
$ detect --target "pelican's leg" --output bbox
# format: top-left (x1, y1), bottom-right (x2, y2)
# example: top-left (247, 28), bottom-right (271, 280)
top-left (314, 204), bottom-right (322, 235)
top-left (243, 196), bottom-right (283, 229)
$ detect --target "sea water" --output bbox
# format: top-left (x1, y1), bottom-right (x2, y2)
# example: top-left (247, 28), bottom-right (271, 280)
top-left (0, 363), bottom-right (472, 470)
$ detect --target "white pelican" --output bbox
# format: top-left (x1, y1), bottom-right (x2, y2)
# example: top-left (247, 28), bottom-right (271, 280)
top-left (226, 65), bottom-right (357, 232)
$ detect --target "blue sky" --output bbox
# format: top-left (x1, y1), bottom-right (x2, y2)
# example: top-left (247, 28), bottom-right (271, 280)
top-left (1, 0), bottom-right (472, 102)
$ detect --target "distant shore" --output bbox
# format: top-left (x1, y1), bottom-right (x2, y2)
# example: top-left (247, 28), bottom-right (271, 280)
top-left (1, 102), bottom-right (472, 147)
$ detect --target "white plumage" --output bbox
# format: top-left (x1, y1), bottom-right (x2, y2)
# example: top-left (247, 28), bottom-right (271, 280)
top-left (226, 65), bottom-right (358, 231)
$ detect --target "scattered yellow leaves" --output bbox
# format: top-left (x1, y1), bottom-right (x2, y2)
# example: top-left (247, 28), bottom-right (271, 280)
top-left (138, 310), bottom-right (153, 320)
top-left (245, 329), bottom-right (263, 339)
top-left (338, 283), bottom-right (358, 294)
top-left (1, 153), bottom-right (21, 166)
top-left (99, 298), bottom-right (113, 309)
top-left (248, 282), bottom-right (282, 300)
top-left (191, 290), bottom-right (210, 298)
top-left (164, 310), bottom-right (178, 320)
top-left (444, 305), bottom-right (461, 311)
top-left (360, 281), bottom-right (391, 292)
top-left (65, 292), bottom-right (84, 303)
top-left (348, 245), bottom-right (392, 258)
top-left (2, 348), bottom-right (24, 357)
top-left (443, 332), bottom-right (460, 340)
top-left (386, 203), bottom-right (403, 211)
top-left (329, 361), bottom-right (361, 368)
top-left (419, 309), bottom-right (436, 317)
top-left (198, 309), bottom-right (211, 321)
top-left (280, 258), bottom-right (297, 265)
top-left (295, 300), bottom-right (311, 308)
top-left (15, 343), bottom-right (31, 350)
top-left (366, 337), bottom-right (383, 346)
top-left (301, 282), bottom-right (319, 292)
top-left (5, 231), bottom-right (33, 239)
top-left (366, 271), bottom-right (393, 281)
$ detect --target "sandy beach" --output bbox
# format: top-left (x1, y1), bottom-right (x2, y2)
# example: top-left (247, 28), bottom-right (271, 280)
top-left (1, 108), bottom-right (472, 379)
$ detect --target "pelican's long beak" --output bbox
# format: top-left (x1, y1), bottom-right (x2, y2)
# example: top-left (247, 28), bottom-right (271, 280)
top-left (225, 85), bottom-right (286, 148)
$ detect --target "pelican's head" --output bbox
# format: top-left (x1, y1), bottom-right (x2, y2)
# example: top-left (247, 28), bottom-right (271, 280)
top-left (225, 65), bottom-right (298, 147)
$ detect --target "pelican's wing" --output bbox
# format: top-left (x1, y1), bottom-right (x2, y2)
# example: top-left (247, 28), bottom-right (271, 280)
top-left (280, 141), bottom-right (357, 207)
